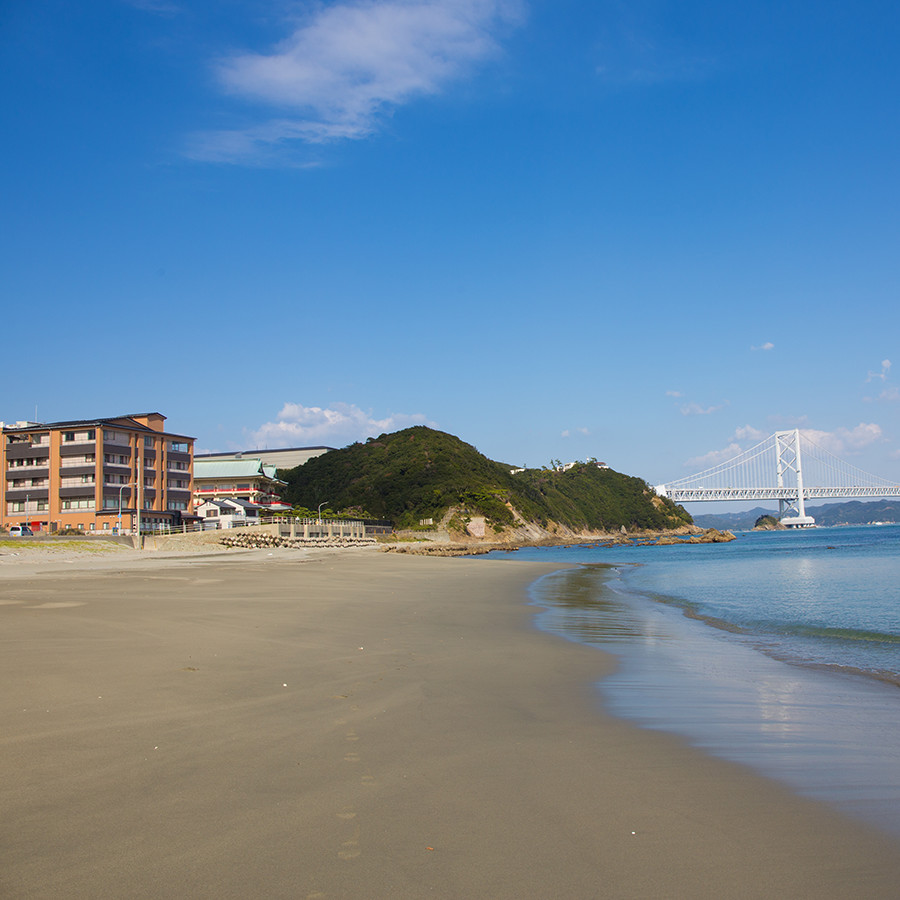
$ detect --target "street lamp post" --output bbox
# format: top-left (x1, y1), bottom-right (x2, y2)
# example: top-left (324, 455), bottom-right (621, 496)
top-left (317, 501), bottom-right (328, 526)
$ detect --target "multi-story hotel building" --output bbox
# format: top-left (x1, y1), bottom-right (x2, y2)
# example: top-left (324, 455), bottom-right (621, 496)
top-left (1, 413), bottom-right (195, 534)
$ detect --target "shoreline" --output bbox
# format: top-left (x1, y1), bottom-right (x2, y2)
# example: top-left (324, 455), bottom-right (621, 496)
top-left (3, 550), bottom-right (900, 897)
top-left (528, 560), bottom-right (900, 838)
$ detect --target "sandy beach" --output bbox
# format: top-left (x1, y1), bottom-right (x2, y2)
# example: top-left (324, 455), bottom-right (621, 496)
top-left (3, 546), bottom-right (900, 899)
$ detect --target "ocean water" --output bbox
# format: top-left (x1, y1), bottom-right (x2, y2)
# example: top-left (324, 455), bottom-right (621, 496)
top-left (493, 525), bottom-right (900, 835)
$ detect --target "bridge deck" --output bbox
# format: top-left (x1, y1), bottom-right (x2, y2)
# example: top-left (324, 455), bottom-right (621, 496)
top-left (664, 487), bottom-right (900, 502)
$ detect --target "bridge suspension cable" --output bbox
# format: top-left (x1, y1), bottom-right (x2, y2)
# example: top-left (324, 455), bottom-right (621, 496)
top-left (655, 429), bottom-right (900, 524)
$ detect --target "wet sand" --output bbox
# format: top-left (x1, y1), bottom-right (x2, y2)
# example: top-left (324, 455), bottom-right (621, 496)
top-left (3, 549), bottom-right (900, 898)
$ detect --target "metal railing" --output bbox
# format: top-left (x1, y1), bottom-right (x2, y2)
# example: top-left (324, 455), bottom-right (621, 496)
top-left (132, 515), bottom-right (392, 537)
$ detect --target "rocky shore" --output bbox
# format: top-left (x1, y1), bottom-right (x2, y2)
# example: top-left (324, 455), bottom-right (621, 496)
top-left (380, 527), bottom-right (736, 556)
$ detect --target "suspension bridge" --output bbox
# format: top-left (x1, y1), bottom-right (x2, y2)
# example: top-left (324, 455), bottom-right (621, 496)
top-left (654, 429), bottom-right (900, 527)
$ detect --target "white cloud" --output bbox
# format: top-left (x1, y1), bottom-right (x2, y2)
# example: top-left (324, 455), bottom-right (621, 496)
top-left (248, 402), bottom-right (437, 448)
top-left (867, 359), bottom-right (892, 382)
top-left (751, 341), bottom-right (774, 351)
top-left (679, 401), bottom-right (725, 416)
top-left (731, 424), bottom-right (767, 443)
top-left (191, 0), bottom-right (525, 163)
top-left (802, 423), bottom-right (883, 456)
top-left (685, 442), bottom-right (744, 469)
top-left (880, 386), bottom-right (900, 402)
top-left (665, 390), bottom-right (682, 398)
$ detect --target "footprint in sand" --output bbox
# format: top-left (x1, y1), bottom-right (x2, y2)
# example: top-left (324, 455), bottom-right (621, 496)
top-left (343, 752), bottom-right (360, 763)
top-left (337, 841), bottom-right (361, 860)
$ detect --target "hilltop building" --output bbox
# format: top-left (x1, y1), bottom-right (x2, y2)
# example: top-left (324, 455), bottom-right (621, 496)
top-left (1, 413), bottom-right (194, 534)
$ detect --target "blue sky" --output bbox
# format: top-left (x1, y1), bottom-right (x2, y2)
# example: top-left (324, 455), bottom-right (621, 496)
top-left (2, 0), bottom-right (899, 492)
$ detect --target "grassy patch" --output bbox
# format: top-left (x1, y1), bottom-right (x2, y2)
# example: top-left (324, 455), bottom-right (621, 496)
top-left (0, 540), bottom-right (120, 553)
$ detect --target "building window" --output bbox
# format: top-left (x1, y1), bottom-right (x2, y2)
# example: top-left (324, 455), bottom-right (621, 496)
top-left (167, 501), bottom-right (188, 510)
top-left (8, 502), bottom-right (25, 513)
top-left (144, 436), bottom-right (154, 448)
top-left (62, 499), bottom-right (96, 510)
top-left (144, 500), bottom-right (153, 509)
top-left (36, 500), bottom-right (48, 511)
top-left (169, 441), bottom-right (188, 453)
top-left (63, 432), bottom-right (76, 442)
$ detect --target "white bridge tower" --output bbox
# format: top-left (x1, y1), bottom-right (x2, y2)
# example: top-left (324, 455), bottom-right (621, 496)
top-left (774, 429), bottom-right (815, 527)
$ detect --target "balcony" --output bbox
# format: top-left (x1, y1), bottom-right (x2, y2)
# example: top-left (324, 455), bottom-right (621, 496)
top-left (58, 487), bottom-right (98, 500)
top-left (59, 441), bottom-right (97, 457)
top-left (4, 488), bottom-right (49, 501)
top-left (103, 462), bottom-right (132, 473)
top-left (6, 466), bottom-right (49, 480)
top-left (5, 444), bottom-right (50, 461)
top-left (58, 464), bottom-right (96, 478)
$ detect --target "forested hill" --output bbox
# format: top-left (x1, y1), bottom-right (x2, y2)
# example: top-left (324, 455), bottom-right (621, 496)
top-left (278, 426), bottom-right (692, 535)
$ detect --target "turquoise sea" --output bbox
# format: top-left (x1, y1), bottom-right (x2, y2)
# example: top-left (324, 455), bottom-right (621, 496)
top-left (492, 525), bottom-right (900, 836)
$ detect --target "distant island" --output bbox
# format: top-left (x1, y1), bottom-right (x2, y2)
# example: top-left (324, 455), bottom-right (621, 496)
top-left (695, 500), bottom-right (900, 532)
top-left (277, 426), bottom-right (694, 543)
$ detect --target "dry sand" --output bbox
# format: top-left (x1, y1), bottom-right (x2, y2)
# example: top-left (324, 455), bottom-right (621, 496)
top-left (2, 547), bottom-right (900, 899)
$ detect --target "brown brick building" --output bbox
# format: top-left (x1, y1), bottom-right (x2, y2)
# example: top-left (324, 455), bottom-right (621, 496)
top-left (1, 413), bottom-right (195, 534)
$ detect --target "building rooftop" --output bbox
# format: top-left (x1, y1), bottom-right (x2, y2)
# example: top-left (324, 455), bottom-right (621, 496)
top-left (1, 413), bottom-right (194, 440)
top-left (194, 459), bottom-right (287, 484)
